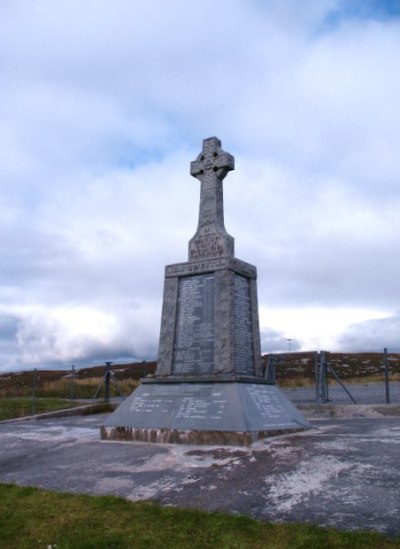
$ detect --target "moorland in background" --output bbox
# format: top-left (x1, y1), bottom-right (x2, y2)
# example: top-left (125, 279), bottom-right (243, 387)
top-left (0, 352), bottom-right (399, 402)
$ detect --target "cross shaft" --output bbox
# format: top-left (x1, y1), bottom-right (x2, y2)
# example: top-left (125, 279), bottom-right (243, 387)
top-left (188, 137), bottom-right (235, 261)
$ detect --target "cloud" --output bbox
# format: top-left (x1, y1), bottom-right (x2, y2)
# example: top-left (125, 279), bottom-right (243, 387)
top-left (260, 327), bottom-right (301, 353)
top-left (1, 1), bottom-right (400, 369)
top-left (335, 314), bottom-right (400, 351)
top-left (0, 314), bottom-right (20, 367)
top-left (1, 302), bottom-right (159, 369)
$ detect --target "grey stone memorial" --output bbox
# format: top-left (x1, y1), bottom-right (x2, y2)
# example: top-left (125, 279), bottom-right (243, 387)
top-left (101, 137), bottom-right (310, 444)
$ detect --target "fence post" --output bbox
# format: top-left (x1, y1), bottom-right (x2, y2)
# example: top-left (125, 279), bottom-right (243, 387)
top-left (317, 351), bottom-right (328, 404)
top-left (384, 347), bottom-right (390, 404)
top-left (316, 352), bottom-right (322, 403)
top-left (104, 361), bottom-right (112, 403)
top-left (314, 352), bottom-right (319, 402)
top-left (325, 351), bottom-right (330, 403)
top-left (32, 368), bottom-right (37, 415)
top-left (265, 355), bottom-right (276, 383)
top-left (70, 365), bottom-right (75, 401)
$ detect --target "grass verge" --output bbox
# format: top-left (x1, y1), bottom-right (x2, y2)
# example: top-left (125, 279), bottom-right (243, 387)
top-left (0, 398), bottom-right (83, 421)
top-left (0, 484), bottom-right (399, 549)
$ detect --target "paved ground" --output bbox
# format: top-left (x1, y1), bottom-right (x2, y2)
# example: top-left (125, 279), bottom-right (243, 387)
top-left (0, 413), bottom-right (399, 536)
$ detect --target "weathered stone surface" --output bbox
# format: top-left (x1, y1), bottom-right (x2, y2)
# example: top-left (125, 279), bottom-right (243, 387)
top-left (250, 278), bottom-right (263, 376)
top-left (156, 277), bottom-right (179, 376)
top-left (214, 270), bottom-right (235, 374)
top-left (100, 426), bottom-right (304, 445)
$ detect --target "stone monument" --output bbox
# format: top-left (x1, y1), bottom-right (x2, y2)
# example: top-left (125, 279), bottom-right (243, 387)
top-left (101, 137), bottom-right (310, 444)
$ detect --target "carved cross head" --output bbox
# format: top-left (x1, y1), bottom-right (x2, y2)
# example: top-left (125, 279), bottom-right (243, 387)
top-left (190, 137), bottom-right (235, 181)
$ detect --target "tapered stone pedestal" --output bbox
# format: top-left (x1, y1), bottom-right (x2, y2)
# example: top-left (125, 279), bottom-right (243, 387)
top-left (101, 380), bottom-right (309, 445)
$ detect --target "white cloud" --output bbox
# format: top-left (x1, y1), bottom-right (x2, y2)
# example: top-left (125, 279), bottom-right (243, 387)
top-left (335, 313), bottom-right (400, 351)
top-left (260, 306), bottom-right (391, 351)
top-left (260, 326), bottom-right (301, 353)
top-left (1, 1), bottom-right (400, 370)
top-left (2, 301), bottom-right (160, 369)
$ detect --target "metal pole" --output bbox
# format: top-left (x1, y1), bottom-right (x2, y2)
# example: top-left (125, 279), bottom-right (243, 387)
top-left (317, 351), bottom-right (329, 404)
top-left (325, 352), bottom-right (330, 403)
top-left (70, 365), bottom-right (75, 401)
top-left (384, 347), bottom-right (390, 404)
top-left (32, 368), bottom-right (37, 415)
top-left (314, 351), bottom-right (319, 402)
top-left (320, 351), bottom-right (325, 403)
top-left (265, 355), bottom-right (276, 383)
top-left (104, 361), bottom-right (112, 403)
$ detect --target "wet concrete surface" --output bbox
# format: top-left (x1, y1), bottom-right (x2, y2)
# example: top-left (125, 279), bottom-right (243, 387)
top-left (0, 413), bottom-right (399, 536)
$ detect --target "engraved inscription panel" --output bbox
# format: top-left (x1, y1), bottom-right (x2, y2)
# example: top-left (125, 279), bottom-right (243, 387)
top-left (234, 274), bottom-right (254, 375)
top-left (245, 385), bottom-right (287, 420)
top-left (127, 384), bottom-right (228, 427)
top-left (172, 275), bottom-right (214, 375)
top-left (176, 389), bottom-right (227, 421)
top-left (128, 385), bottom-right (214, 417)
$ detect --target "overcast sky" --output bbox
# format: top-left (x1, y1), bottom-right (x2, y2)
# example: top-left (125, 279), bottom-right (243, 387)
top-left (1, 0), bottom-right (400, 371)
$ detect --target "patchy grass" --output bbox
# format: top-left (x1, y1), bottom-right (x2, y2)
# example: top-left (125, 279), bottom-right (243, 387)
top-left (34, 377), bottom-right (139, 400)
top-left (0, 363), bottom-right (154, 400)
top-left (0, 374), bottom-right (139, 400)
top-left (0, 484), bottom-right (398, 549)
top-left (0, 398), bottom-right (83, 421)
top-left (338, 373), bottom-right (400, 384)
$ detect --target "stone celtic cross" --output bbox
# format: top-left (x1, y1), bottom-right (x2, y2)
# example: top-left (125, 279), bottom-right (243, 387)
top-left (102, 135), bottom-right (310, 445)
top-left (189, 137), bottom-right (235, 261)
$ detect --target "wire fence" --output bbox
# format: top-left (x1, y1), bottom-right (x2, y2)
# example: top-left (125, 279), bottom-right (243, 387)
top-left (0, 361), bottom-right (157, 415)
top-left (266, 349), bottom-right (400, 405)
top-left (1, 352), bottom-right (398, 415)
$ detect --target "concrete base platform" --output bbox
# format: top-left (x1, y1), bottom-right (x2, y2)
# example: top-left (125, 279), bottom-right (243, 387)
top-left (101, 381), bottom-right (310, 445)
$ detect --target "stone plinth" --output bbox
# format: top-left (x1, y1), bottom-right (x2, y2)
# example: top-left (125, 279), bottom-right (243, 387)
top-left (101, 380), bottom-right (309, 445)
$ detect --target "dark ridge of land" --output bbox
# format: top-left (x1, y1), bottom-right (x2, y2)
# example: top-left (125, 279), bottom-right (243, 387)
top-left (0, 361), bottom-right (157, 399)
